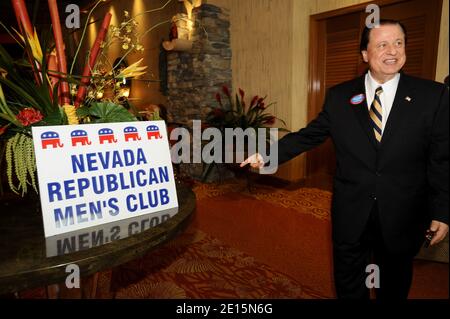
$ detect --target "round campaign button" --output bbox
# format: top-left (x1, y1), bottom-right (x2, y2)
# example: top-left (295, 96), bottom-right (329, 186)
top-left (350, 94), bottom-right (365, 105)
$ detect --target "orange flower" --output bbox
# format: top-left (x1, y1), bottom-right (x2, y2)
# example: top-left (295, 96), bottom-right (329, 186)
top-left (16, 108), bottom-right (43, 126)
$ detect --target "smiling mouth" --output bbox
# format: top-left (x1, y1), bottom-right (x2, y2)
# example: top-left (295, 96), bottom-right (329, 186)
top-left (383, 59), bottom-right (398, 65)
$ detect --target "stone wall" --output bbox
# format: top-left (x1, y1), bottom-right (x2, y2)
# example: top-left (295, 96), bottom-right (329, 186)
top-left (167, 3), bottom-right (231, 123)
top-left (166, 4), bottom-right (232, 181)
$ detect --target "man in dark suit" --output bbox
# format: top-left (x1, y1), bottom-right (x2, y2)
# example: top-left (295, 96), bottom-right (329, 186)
top-left (241, 19), bottom-right (448, 299)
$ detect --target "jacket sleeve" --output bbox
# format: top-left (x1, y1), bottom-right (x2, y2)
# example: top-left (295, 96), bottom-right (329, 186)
top-left (427, 86), bottom-right (449, 224)
top-left (275, 89), bottom-right (333, 166)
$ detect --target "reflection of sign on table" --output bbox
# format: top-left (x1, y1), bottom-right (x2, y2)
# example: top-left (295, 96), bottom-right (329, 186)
top-left (32, 121), bottom-right (178, 237)
top-left (45, 207), bottom-right (178, 257)
top-left (0, 185), bottom-right (195, 296)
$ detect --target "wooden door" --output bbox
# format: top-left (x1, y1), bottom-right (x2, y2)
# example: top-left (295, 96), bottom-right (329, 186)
top-left (306, 0), bottom-right (443, 177)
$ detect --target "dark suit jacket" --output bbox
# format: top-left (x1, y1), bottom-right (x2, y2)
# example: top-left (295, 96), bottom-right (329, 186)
top-left (276, 73), bottom-right (449, 254)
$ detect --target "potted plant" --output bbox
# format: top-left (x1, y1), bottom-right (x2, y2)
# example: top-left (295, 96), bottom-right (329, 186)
top-left (202, 85), bottom-right (288, 181)
top-left (0, 0), bottom-right (170, 197)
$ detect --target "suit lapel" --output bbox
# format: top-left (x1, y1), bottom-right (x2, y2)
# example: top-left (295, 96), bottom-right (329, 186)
top-left (380, 73), bottom-right (413, 147)
top-left (350, 75), bottom-right (379, 150)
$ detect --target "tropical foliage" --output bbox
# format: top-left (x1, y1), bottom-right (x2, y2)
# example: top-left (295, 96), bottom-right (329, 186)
top-left (0, 0), bottom-right (173, 195)
top-left (201, 86), bottom-right (288, 181)
top-left (206, 86), bottom-right (288, 134)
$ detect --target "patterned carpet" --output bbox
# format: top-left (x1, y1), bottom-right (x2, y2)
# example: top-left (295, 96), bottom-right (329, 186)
top-left (18, 178), bottom-right (448, 299)
top-left (108, 228), bottom-right (324, 299)
top-left (194, 180), bottom-right (332, 221)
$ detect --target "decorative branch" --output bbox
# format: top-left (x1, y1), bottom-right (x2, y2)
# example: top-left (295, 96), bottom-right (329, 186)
top-left (140, 19), bottom-right (172, 40)
top-left (48, 0), bottom-right (70, 105)
top-left (74, 12), bottom-right (112, 107)
top-left (11, 0), bottom-right (33, 37)
top-left (69, 0), bottom-right (105, 76)
top-left (130, 0), bottom-right (173, 20)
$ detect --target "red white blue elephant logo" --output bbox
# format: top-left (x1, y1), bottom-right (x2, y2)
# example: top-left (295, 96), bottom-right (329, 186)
top-left (98, 128), bottom-right (118, 144)
top-left (71, 130), bottom-right (92, 146)
top-left (146, 125), bottom-right (162, 140)
top-left (124, 126), bottom-right (141, 142)
top-left (41, 131), bottom-right (64, 149)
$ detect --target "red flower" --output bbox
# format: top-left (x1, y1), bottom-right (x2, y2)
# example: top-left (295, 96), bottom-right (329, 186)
top-left (212, 108), bottom-right (225, 118)
top-left (222, 85), bottom-right (230, 97)
top-left (250, 95), bottom-right (259, 107)
top-left (201, 122), bottom-right (211, 130)
top-left (264, 116), bottom-right (276, 125)
top-left (239, 88), bottom-right (245, 100)
top-left (16, 108), bottom-right (43, 126)
top-left (257, 102), bottom-right (266, 110)
top-left (0, 125), bottom-right (8, 136)
top-left (215, 93), bottom-right (222, 105)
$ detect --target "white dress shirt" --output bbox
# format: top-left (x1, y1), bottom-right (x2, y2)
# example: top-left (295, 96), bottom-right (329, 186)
top-left (365, 71), bottom-right (400, 133)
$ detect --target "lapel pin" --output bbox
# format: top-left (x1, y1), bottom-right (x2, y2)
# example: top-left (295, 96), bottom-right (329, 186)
top-left (405, 96), bottom-right (412, 102)
top-left (350, 94), bottom-right (365, 105)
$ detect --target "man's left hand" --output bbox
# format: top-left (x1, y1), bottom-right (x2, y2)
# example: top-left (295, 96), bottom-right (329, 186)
top-left (429, 220), bottom-right (449, 246)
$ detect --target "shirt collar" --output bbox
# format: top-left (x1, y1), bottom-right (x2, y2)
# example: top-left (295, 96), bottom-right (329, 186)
top-left (367, 71), bottom-right (400, 94)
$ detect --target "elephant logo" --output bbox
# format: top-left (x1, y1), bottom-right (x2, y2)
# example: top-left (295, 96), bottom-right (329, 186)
top-left (41, 131), bottom-right (64, 149)
top-left (71, 130), bottom-right (92, 146)
top-left (98, 128), bottom-right (118, 144)
top-left (124, 126), bottom-right (141, 142)
top-left (146, 125), bottom-right (162, 140)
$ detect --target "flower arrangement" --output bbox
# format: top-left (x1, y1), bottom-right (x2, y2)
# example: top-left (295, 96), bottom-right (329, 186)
top-left (206, 86), bottom-right (287, 133)
top-left (0, 0), bottom-right (174, 196)
top-left (201, 86), bottom-right (288, 182)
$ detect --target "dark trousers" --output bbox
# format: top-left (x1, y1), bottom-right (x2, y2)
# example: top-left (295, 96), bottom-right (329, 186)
top-left (333, 203), bottom-right (414, 299)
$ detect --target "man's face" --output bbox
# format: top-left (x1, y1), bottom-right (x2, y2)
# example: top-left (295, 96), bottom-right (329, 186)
top-left (361, 24), bottom-right (406, 83)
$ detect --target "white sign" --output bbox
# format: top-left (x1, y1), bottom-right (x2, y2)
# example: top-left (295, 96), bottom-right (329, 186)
top-left (32, 121), bottom-right (178, 237)
top-left (45, 207), bottom-right (178, 257)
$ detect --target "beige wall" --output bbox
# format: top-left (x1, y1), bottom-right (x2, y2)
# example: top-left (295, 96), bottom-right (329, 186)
top-left (206, 0), bottom-right (230, 9)
top-left (209, 0), bottom-right (292, 133)
top-left (211, 0), bottom-right (449, 181)
top-left (436, 0), bottom-right (449, 83)
top-left (83, 0), bottom-right (182, 108)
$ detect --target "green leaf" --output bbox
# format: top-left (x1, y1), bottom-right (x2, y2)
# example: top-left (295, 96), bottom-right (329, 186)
top-left (89, 102), bottom-right (138, 123)
top-left (0, 44), bottom-right (14, 70)
top-left (35, 83), bottom-right (54, 114)
top-left (0, 113), bottom-right (15, 122)
top-left (76, 106), bottom-right (91, 118)
top-left (0, 85), bottom-right (15, 117)
top-left (40, 108), bottom-right (64, 125)
top-left (52, 82), bottom-right (60, 109)
top-left (235, 93), bottom-right (242, 114)
top-left (0, 77), bottom-right (40, 110)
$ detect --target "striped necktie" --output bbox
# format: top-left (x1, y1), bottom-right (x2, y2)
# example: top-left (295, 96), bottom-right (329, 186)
top-left (369, 86), bottom-right (383, 143)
